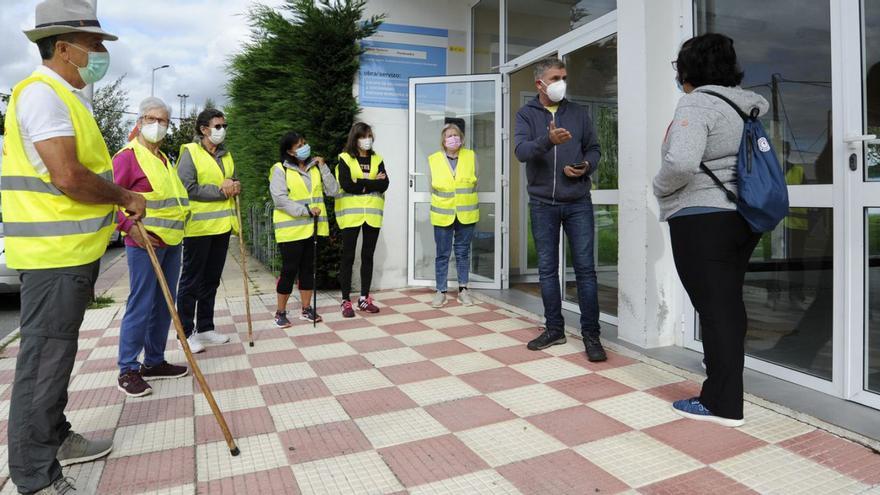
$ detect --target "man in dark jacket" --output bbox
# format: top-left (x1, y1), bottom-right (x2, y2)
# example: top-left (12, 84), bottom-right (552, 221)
top-left (514, 57), bottom-right (607, 362)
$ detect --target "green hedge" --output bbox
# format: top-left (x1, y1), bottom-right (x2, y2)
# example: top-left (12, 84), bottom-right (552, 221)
top-left (226, 0), bottom-right (384, 288)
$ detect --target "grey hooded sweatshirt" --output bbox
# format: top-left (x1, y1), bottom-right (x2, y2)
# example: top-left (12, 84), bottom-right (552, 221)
top-left (653, 85), bottom-right (770, 221)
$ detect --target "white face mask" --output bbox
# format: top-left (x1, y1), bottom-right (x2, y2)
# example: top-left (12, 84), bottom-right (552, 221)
top-left (140, 122), bottom-right (168, 143)
top-left (358, 137), bottom-right (373, 151)
top-left (541, 79), bottom-right (567, 103)
top-left (209, 127), bottom-right (226, 145)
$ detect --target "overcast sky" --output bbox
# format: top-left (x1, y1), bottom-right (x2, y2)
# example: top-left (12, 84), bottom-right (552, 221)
top-left (1, 0), bottom-right (286, 119)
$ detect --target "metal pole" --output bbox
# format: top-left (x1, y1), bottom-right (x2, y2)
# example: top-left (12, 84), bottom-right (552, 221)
top-left (151, 65), bottom-right (170, 97)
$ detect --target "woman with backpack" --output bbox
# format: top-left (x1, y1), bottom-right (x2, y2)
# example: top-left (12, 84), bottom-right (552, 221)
top-left (269, 131), bottom-right (340, 326)
top-left (336, 122), bottom-right (389, 318)
top-left (654, 33), bottom-right (769, 427)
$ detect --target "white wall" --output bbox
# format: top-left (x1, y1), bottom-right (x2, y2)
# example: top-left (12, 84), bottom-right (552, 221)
top-left (355, 0), bottom-right (472, 292)
top-left (616, 0), bottom-right (687, 348)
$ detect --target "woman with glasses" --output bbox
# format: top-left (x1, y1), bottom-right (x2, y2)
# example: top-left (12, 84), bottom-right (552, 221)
top-left (176, 108), bottom-right (239, 353)
top-left (113, 96), bottom-right (190, 397)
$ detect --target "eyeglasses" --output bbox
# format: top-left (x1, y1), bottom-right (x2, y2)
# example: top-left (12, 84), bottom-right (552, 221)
top-left (671, 60), bottom-right (678, 71)
top-left (142, 116), bottom-right (169, 126)
top-left (210, 124), bottom-right (228, 130)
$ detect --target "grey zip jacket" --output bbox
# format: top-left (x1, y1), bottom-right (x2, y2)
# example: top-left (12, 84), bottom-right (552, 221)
top-left (654, 85), bottom-right (770, 220)
top-left (514, 96), bottom-right (601, 204)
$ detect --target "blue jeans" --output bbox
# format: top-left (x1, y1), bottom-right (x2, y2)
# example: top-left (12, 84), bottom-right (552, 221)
top-left (118, 243), bottom-right (182, 373)
top-left (434, 220), bottom-right (476, 292)
top-left (530, 200), bottom-right (600, 338)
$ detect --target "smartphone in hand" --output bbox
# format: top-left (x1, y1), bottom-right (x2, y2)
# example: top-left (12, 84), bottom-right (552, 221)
top-left (569, 161), bottom-right (589, 170)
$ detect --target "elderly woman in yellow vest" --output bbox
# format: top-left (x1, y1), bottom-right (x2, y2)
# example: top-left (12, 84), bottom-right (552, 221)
top-left (113, 97), bottom-right (190, 397)
top-left (336, 122), bottom-right (389, 318)
top-left (270, 131), bottom-right (341, 326)
top-left (429, 123), bottom-right (479, 308)
top-left (176, 108), bottom-right (240, 353)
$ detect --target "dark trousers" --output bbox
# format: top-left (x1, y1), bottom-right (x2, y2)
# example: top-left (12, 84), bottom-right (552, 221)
top-left (278, 239), bottom-right (315, 295)
top-left (669, 211), bottom-right (761, 419)
top-left (529, 200), bottom-right (601, 338)
top-left (339, 224), bottom-right (380, 301)
top-left (178, 232), bottom-right (230, 337)
top-left (9, 261), bottom-right (99, 494)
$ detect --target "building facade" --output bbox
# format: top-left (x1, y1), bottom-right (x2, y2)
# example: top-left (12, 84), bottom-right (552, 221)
top-left (353, 0), bottom-right (880, 413)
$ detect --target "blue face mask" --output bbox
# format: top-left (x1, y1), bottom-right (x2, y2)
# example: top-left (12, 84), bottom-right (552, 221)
top-left (67, 43), bottom-right (110, 85)
top-left (295, 143), bottom-right (311, 161)
top-left (674, 76), bottom-right (684, 93)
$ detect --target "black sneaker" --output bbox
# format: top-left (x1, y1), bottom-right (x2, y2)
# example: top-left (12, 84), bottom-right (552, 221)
top-left (584, 336), bottom-right (608, 362)
top-left (140, 361), bottom-right (188, 380)
top-left (275, 311), bottom-right (292, 328)
top-left (117, 370), bottom-right (152, 397)
top-left (527, 328), bottom-right (566, 351)
top-left (300, 306), bottom-right (323, 323)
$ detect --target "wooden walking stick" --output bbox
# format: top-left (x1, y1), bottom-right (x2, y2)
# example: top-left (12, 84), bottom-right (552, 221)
top-left (234, 196), bottom-right (254, 347)
top-left (135, 221), bottom-right (240, 456)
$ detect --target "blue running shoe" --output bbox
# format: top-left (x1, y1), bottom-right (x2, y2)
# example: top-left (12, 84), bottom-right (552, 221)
top-left (672, 397), bottom-right (745, 427)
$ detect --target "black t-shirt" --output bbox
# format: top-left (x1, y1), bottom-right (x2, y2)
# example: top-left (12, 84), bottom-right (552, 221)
top-left (337, 153), bottom-right (390, 195)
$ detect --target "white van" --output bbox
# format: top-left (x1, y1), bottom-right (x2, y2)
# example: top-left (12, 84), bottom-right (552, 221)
top-left (0, 135), bottom-right (22, 293)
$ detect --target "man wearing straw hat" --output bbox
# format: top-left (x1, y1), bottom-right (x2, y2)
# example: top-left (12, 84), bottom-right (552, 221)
top-left (2, 1), bottom-right (146, 493)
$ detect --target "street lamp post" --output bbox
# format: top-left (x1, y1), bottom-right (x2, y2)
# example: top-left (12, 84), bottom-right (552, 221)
top-left (151, 65), bottom-right (171, 97)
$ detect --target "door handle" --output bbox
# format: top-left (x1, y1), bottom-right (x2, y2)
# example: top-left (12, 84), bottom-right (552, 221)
top-left (850, 153), bottom-right (858, 172)
top-left (844, 134), bottom-right (878, 145)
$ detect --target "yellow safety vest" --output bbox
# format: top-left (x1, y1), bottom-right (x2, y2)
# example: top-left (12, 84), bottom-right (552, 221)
top-left (335, 152), bottom-right (384, 229)
top-left (271, 162), bottom-right (329, 242)
top-left (784, 165), bottom-right (808, 231)
top-left (428, 149), bottom-right (479, 227)
top-left (180, 142), bottom-right (237, 237)
top-left (1, 72), bottom-right (115, 270)
top-left (115, 140), bottom-right (190, 246)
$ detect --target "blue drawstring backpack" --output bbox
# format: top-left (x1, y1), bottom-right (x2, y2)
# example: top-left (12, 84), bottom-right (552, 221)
top-left (698, 90), bottom-right (790, 233)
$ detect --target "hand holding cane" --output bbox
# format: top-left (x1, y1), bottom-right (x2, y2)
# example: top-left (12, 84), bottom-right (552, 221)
top-left (134, 221), bottom-right (240, 456)
top-left (234, 195), bottom-right (254, 347)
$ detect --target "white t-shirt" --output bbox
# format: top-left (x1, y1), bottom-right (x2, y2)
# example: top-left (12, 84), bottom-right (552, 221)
top-left (14, 66), bottom-right (93, 175)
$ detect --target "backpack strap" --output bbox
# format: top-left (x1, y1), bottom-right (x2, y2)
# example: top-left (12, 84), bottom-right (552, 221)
top-left (695, 90), bottom-right (747, 203)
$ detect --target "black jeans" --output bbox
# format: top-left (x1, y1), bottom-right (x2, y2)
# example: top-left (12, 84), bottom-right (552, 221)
top-left (278, 239), bottom-right (315, 295)
top-left (178, 232), bottom-right (230, 336)
top-left (339, 224), bottom-right (380, 301)
top-left (669, 211), bottom-right (761, 420)
top-left (9, 261), bottom-right (99, 493)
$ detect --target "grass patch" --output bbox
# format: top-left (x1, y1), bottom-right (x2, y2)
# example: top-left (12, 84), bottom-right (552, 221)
top-left (88, 296), bottom-right (115, 309)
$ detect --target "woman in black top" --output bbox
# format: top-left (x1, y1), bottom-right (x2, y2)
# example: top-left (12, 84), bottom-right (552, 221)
top-left (335, 122), bottom-right (389, 318)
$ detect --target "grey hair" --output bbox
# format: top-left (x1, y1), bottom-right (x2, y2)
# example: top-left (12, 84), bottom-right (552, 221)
top-left (534, 57), bottom-right (565, 81)
top-left (440, 123), bottom-right (463, 149)
top-left (137, 96), bottom-right (172, 120)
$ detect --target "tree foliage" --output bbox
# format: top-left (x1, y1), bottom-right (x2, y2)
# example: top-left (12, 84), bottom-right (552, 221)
top-left (0, 92), bottom-right (9, 135)
top-left (226, 0), bottom-right (384, 288)
top-left (93, 76), bottom-right (131, 154)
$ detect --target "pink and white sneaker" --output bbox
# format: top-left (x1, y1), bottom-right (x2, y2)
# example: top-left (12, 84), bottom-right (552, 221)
top-left (357, 296), bottom-right (380, 313)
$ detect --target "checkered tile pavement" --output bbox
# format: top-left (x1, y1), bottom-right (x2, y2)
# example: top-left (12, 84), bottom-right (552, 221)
top-left (0, 249), bottom-right (879, 494)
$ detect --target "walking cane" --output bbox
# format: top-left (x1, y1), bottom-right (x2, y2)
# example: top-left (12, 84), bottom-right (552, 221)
top-left (134, 221), bottom-right (240, 456)
top-left (234, 196), bottom-right (254, 347)
top-left (312, 213), bottom-right (318, 328)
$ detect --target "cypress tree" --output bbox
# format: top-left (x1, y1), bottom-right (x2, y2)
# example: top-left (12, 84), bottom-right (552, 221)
top-left (227, 0), bottom-right (384, 288)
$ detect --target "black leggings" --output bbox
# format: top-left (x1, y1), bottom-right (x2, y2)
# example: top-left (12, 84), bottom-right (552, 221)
top-left (669, 211), bottom-right (761, 420)
top-left (277, 239), bottom-right (315, 295)
top-left (339, 224), bottom-right (380, 301)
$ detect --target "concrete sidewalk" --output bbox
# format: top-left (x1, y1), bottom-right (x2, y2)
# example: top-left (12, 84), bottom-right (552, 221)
top-left (0, 240), bottom-right (879, 494)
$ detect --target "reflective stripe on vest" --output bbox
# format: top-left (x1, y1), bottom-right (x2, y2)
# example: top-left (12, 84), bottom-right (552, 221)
top-left (427, 149), bottom-right (479, 227)
top-left (117, 139), bottom-right (190, 246)
top-left (181, 142), bottom-right (238, 237)
top-left (334, 152), bottom-right (385, 229)
top-left (271, 163), bottom-right (329, 242)
top-left (0, 72), bottom-right (115, 269)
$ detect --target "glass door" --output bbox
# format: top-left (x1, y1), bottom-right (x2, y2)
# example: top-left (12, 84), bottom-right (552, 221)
top-left (407, 75), bottom-right (505, 289)
top-left (845, 0), bottom-right (880, 409)
top-left (684, 0), bottom-right (842, 395)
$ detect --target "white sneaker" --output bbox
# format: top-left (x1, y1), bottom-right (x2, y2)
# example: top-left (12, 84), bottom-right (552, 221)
top-left (431, 291), bottom-right (447, 308)
top-left (195, 330), bottom-right (231, 345)
top-left (180, 335), bottom-right (205, 354)
top-left (457, 289), bottom-right (474, 306)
